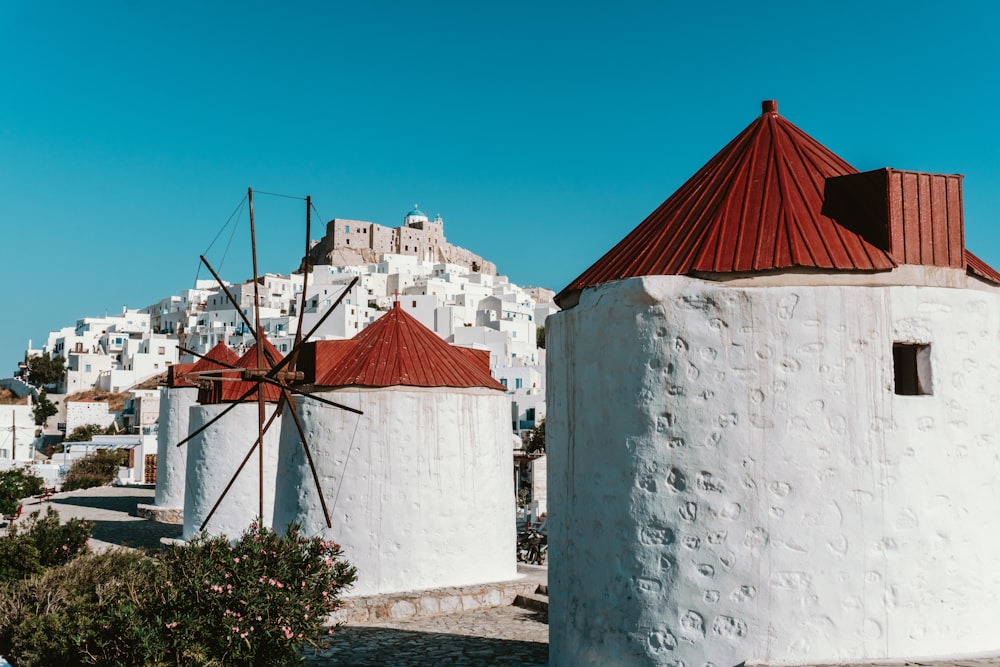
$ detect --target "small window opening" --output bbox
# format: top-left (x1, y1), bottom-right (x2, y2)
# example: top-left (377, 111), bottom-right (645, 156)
top-left (893, 343), bottom-right (932, 395)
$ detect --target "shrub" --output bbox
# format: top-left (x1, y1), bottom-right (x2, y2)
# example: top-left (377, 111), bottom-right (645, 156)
top-left (126, 523), bottom-right (358, 666)
top-left (0, 550), bottom-right (147, 667)
top-left (0, 506), bottom-right (92, 584)
top-left (61, 449), bottom-right (128, 492)
top-left (0, 469), bottom-right (44, 517)
top-left (0, 522), bottom-right (356, 666)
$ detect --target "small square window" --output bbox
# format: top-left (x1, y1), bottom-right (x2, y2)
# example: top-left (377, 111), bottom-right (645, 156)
top-left (893, 343), bottom-right (932, 395)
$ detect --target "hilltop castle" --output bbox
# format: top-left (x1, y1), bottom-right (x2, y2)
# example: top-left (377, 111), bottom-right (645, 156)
top-left (309, 206), bottom-right (497, 275)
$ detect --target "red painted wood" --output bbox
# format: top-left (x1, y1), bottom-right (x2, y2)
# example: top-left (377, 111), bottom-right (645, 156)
top-left (930, 175), bottom-right (949, 265)
top-left (947, 177), bottom-right (965, 267)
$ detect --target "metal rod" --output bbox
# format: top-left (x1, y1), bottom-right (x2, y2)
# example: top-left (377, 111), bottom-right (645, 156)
top-left (262, 276), bottom-right (359, 382)
top-left (265, 378), bottom-right (363, 415)
top-left (174, 384), bottom-right (258, 447)
top-left (199, 255), bottom-right (256, 340)
top-left (282, 389), bottom-right (333, 528)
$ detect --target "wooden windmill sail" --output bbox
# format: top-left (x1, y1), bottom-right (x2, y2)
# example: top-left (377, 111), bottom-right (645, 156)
top-left (174, 188), bottom-right (363, 532)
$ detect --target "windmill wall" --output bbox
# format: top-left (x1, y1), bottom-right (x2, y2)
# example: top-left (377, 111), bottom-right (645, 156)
top-left (273, 386), bottom-right (516, 597)
top-left (182, 403), bottom-right (282, 539)
top-left (547, 271), bottom-right (1000, 665)
top-left (151, 385), bottom-right (198, 512)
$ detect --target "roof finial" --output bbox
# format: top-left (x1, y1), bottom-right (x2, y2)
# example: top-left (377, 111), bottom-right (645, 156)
top-left (762, 100), bottom-right (778, 114)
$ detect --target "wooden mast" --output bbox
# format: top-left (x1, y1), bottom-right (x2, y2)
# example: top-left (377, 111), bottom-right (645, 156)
top-left (248, 187), bottom-right (266, 521)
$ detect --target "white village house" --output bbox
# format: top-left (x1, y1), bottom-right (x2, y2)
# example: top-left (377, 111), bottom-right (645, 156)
top-left (548, 100), bottom-right (1000, 665)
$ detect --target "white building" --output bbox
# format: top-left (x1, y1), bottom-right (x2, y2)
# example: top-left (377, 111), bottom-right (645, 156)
top-left (548, 100), bottom-right (1000, 665)
top-left (0, 403), bottom-right (35, 463)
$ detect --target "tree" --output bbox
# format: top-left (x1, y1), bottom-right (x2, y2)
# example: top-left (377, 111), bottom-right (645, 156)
top-left (64, 423), bottom-right (108, 443)
top-left (526, 418), bottom-right (546, 454)
top-left (0, 468), bottom-right (44, 516)
top-left (21, 353), bottom-right (65, 388)
top-left (61, 449), bottom-right (129, 491)
top-left (33, 391), bottom-right (58, 427)
top-left (536, 326), bottom-right (546, 349)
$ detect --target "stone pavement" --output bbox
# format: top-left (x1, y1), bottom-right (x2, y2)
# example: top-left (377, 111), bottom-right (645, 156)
top-left (305, 604), bottom-right (548, 666)
top-left (20, 484), bottom-right (182, 550)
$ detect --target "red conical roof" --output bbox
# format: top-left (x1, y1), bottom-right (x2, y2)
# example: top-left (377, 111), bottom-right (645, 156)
top-left (314, 304), bottom-right (506, 390)
top-left (167, 363), bottom-right (198, 388)
top-left (220, 337), bottom-right (284, 403)
top-left (557, 100), bottom-right (897, 307)
top-left (188, 342), bottom-right (240, 374)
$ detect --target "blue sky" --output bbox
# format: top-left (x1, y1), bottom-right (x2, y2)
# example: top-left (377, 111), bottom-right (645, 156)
top-left (3, 1), bottom-right (1000, 375)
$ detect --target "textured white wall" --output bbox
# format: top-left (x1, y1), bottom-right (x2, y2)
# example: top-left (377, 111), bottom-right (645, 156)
top-left (548, 274), bottom-right (1000, 666)
top-left (153, 386), bottom-right (198, 508)
top-left (65, 400), bottom-right (114, 432)
top-left (183, 402), bottom-right (281, 540)
top-left (273, 387), bottom-right (516, 596)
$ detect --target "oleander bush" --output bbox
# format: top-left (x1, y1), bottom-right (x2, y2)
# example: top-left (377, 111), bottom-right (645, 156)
top-left (0, 549), bottom-right (145, 666)
top-left (0, 469), bottom-right (44, 517)
top-left (61, 449), bottom-right (128, 492)
top-left (0, 506), bottom-right (92, 583)
top-left (0, 522), bottom-right (357, 666)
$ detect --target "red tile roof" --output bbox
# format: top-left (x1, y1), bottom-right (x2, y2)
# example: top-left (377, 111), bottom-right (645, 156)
top-left (966, 250), bottom-right (1000, 285)
top-left (455, 347), bottom-right (491, 374)
top-left (219, 338), bottom-right (284, 403)
top-left (557, 100), bottom-right (898, 306)
top-left (188, 343), bottom-right (240, 375)
top-left (310, 304), bottom-right (506, 390)
top-left (167, 363), bottom-right (197, 388)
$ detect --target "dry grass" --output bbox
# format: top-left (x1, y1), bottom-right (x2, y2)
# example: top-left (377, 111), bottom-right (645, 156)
top-left (64, 390), bottom-right (129, 412)
top-left (132, 372), bottom-right (168, 390)
top-left (0, 388), bottom-right (27, 405)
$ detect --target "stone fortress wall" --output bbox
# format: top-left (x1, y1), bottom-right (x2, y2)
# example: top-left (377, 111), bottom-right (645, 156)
top-left (310, 210), bottom-right (496, 276)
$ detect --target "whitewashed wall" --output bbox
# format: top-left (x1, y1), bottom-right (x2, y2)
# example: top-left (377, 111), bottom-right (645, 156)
top-left (548, 273), bottom-right (1000, 666)
top-left (182, 402), bottom-right (281, 539)
top-left (273, 387), bottom-right (516, 596)
top-left (153, 386), bottom-right (198, 509)
top-left (65, 400), bottom-right (114, 432)
top-left (0, 404), bottom-right (36, 462)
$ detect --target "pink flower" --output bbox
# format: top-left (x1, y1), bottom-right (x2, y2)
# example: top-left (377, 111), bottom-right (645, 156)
top-left (165, 621), bottom-right (178, 629)
top-left (282, 626), bottom-right (294, 640)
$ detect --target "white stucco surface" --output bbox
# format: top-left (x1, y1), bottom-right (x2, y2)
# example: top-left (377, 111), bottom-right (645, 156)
top-left (272, 387), bottom-right (516, 597)
top-left (548, 273), bottom-right (1000, 666)
top-left (153, 386), bottom-right (198, 509)
top-left (182, 402), bottom-right (281, 539)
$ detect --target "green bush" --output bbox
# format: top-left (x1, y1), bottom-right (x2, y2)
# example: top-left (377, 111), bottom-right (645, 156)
top-left (0, 469), bottom-right (44, 517)
top-left (0, 506), bottom-right (92, 583)
top-left (61, 449), bottom-right (128, 492)
top-left (0, 550), bottom-right (146, 667)
top-left (0, 522), bottom-right (357, 666)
